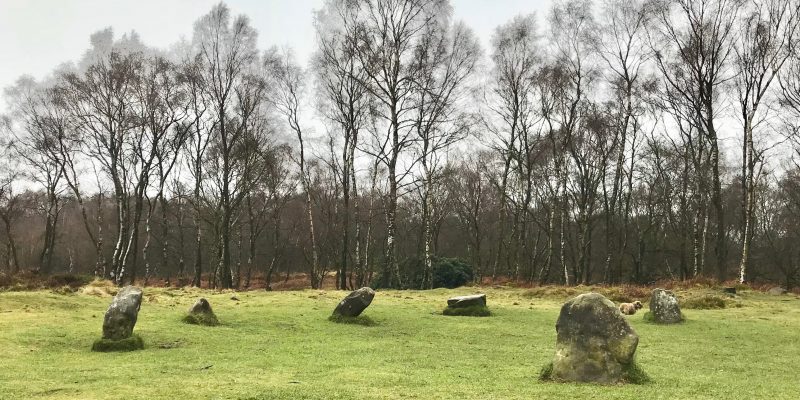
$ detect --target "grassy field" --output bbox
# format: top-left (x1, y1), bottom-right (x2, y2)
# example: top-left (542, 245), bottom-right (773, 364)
top-left (1, 284), bottom-right (799, 399)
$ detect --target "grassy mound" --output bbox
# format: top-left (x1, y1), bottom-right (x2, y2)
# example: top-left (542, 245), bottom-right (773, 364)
top-left (442, 305), bottom-right (491, 317)
top-left (328, 314), bottom-right (377, 326)
top-left (183, 312), bottom-right (220, 326)
top-left (539, 360), bottom-right (650, 384)
top-left (91, 334), bottom-right (144, 352)
top-left (681, 295), bottom-right (726, 309)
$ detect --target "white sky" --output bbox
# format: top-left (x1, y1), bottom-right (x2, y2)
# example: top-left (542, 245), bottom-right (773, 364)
top-left (0, 0), bottom-right (553, 112)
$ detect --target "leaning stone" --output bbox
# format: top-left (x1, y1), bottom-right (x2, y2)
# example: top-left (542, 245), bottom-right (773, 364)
top-left (550, 293), bottom-right (641, 384)
top-left (92, 286), bottom-right (144, 352)
top-left (101, 286), bottom-right (143, 340)
top-left (649, 288), bottom-right (683, 324)
top-left (447, 294), bottom-right (486, 308)
top-left (332, 287), bottom-right (375, 317)
top-left (768, 287), bottom-right (788, 295)
top-left (184, 298), bottom-right (219, 326)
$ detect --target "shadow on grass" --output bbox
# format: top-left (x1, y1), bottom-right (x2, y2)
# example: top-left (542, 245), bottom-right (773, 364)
top-left (328, 314), bottom-right (377, 326)
top-left (442, 305), bottom-right (491, 317)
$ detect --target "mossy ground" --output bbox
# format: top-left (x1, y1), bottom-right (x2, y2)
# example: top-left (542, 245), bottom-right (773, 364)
top-left (182, 312), bottom-right (220, 326)
top-left (328, 314), bottom-right (377, 326)
top-left (538, 360), bottom-right (650, 385)
top-left (90, 334), bottom-right (144, 352)
top-left (442, 304), bottom-right (491, 316)
top-left (642, 311), bottom-right (687, 324)
top-left (0, 287), bottom-right (799, 399)
top-left (680, 294), bottom-right (728, 309)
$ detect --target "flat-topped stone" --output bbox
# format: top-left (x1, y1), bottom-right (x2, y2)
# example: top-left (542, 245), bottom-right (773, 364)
top-left (447, 294), bottom-right (486, 308)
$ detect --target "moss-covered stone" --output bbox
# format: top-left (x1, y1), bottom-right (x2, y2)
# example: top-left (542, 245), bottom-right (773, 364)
top-left (182, 312), bottom-right (219, 326)
top-left (91, 334), bottom-right (144, 352)
top-left (183, 298), bottom-right (219, 326)
top-left (550, 293), bottom-right (642, 384)
top-left (442, 305), bottom-right (491, 317)
top-left (650, 288), bottom-right (683, 324)
top-left (102, 286), bottom-right (143, 340)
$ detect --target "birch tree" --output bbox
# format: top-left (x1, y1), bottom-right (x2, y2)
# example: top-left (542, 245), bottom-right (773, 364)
top-left (734, 0), bottom-right (799, 283)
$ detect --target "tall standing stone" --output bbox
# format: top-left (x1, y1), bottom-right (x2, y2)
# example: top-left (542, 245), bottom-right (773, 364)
top-left (332, 287), bottom-right (375, 317)
top-left (649, 288), bottom-right (683, 324)
top-left (550, 293), bottom-right (640, 384)
top-left (102, 286), bottom-right (143, 340)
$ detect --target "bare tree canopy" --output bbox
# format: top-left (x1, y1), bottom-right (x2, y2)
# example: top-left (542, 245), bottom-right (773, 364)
top-left (3, 0), bottom-right (800, 290)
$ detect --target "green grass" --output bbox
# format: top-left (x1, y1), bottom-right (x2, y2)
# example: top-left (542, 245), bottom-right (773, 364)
top-left (0, 287), bottom-right (799, 399)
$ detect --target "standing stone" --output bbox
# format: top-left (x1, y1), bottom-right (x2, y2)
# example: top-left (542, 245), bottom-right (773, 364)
top-left (649, 288), bottom-right (683, 324)
top-left (332, 287), bottom-right (375, 317)
top-left (446, 294), bottom-right (487, 308)
top-left (185, 298), bottom-right (219, 326)
top-left (102, 286), bottom-right (143, 340)
top-left (550, 293), bottom-right (640, 384)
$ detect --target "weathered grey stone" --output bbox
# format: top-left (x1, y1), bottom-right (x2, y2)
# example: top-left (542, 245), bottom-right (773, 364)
top-left (189, 298), bottom-right (213, 314)
top-left (551, 293), bottom-right (639, 384)
top-left (332, 287), bottom-right (375, 317)
top-left (768, 287), bottom-right (788, 295)
top-left (446, 294), bottom-right (486, 308)
top-left (185, 298), bottom-right (219, 326)
top-left (102, 286), bottom-right (143, 340)
top-left (649, 288), bottom-right (683, 324)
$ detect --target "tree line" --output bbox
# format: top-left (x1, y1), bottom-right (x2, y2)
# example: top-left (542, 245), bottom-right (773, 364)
top-left (3, 0), bottom-right (800, 290)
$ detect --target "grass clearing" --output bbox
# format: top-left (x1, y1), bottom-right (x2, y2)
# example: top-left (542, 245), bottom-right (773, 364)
top-left (1, 287), bottom-right (799, 399)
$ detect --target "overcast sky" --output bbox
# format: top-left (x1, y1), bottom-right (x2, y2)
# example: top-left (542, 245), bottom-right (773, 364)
top-left (0, 0), bottom-right (553, 112)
